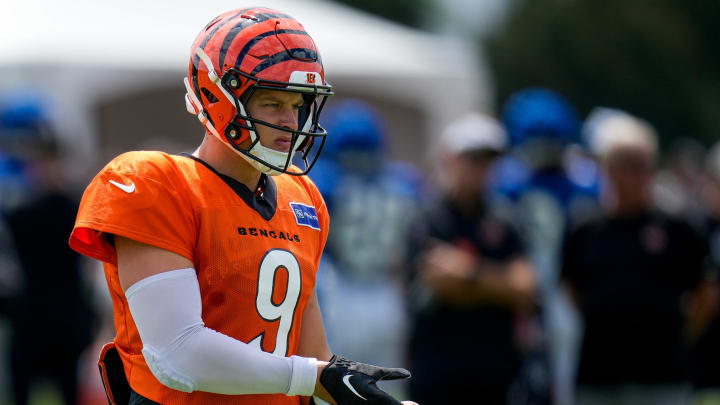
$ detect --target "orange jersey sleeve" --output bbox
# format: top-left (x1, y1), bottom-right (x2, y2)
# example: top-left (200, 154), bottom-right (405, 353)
top-left (70, 151), bottom-right (196, 264)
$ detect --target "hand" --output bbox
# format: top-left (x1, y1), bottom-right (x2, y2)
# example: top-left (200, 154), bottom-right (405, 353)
top-left (420, 243), bottom-right (476, 280)
top-left (314, 355), bottom-right (411, 405)
top-left (418, 243), bottom-right (477, 298)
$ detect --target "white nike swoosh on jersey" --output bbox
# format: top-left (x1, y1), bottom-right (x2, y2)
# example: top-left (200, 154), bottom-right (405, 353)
top-left (109, 179), bottom-right (136, 193)
top-left (342, 375), bottom-right (367, 400)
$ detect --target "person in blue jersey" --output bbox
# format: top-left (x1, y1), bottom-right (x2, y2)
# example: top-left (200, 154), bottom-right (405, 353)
top-left (308, 100), bottom-right (423, 371)
top-left (491, 88), bottom-right (600, 405)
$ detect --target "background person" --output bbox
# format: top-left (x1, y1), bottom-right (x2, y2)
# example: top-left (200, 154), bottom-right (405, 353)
top-left (691, 142), bottom-right (720, 405)
top-left (309, 100), bottom-right (422, 370)
top-left (493, 88), bottom-right (600, 405)
top-left (0, 92), bottom-right (98, 405)
top-left (406, 112), bottom-right (536, 405)
top-left (561, 110), bottom-right (714, 405)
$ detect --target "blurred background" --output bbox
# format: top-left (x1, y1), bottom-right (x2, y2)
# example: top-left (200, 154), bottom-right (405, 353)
top-left (1, 0), bottom-right (720, 404)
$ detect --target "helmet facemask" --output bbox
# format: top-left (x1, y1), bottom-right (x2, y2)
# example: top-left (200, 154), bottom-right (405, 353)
top-left (184, 9), bottom-right (333, 176)
top-left (220, 68), bottom-right (332, 176)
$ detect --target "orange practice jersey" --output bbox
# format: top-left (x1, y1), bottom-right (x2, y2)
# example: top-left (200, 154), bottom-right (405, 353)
top-left (70, 151), bottom-right (329, 405)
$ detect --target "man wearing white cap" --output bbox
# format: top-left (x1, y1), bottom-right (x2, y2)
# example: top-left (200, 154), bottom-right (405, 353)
top-left (406, 113), bottom-right (536, 405)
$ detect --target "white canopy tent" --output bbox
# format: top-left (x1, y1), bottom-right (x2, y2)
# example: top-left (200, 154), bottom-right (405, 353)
top-left (0, 0), bottom-right (492, 173)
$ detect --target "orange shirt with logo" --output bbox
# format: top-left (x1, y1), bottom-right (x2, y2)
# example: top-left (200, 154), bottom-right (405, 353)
top-left (70, 151), bottom-right (329, 405)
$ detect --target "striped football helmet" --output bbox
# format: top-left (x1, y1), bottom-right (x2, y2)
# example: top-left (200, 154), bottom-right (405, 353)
top-left (184, 8), bottom-right (333, 175)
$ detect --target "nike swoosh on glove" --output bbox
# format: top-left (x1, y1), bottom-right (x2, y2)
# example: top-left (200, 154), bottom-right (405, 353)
top-left (319, 355), bottom-right (410, 405)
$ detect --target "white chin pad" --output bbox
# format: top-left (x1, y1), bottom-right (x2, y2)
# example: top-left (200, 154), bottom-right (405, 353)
top-left (243, 142), bottom-right (293, 176)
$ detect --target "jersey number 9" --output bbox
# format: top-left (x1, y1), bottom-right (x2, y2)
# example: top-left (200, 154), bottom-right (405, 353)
top-left (250, 249), bottom-right (302, 356)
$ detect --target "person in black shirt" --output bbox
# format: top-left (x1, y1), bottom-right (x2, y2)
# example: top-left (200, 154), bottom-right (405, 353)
top-left (407, 113), bottom-right (536, 405)
top-left (0, 100), bottom-right (98, 405)
top-left (692, 142), bottom-right (720, 403)
top-left (561, 111), bottom-right (712, 405)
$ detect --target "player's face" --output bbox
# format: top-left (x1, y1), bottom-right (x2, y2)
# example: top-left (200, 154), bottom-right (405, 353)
top-left (606, 148), bottom-right (655, 201)
top-left (246, 89), bottom-right (304, 153)
top-left (450, 151), bottom-right (496, 193)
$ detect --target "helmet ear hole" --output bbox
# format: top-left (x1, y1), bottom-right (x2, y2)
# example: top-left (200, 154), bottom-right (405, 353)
top-left (222, 72), bottom-right (243, 90)
top-left (225, 123), bottom-right (242, 143)
top-left (201, 87), bottom-right (220, 104)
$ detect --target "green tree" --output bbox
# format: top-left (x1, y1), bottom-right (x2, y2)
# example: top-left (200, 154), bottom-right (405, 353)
top-left (485, 0), bottom-right (720, 146)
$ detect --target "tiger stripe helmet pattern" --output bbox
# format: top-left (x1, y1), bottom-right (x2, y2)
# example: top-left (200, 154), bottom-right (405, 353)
top-left (184, 8), bottom-right (333, 175)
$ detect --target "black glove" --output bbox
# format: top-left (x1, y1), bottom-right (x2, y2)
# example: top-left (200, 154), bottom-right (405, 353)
top-left (319, 355), bottom-right (410, 405)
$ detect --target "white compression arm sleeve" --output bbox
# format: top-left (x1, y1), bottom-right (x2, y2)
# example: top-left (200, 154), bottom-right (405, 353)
top-left (125, 268), bottom-right (318, 396)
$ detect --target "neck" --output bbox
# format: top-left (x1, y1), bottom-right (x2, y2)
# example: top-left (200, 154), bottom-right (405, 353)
top-left (194, 134), bottom-right (262, 191)
top-left (448, 186), bottom-right (483, 216)
top-left (607, 195), bottom-right (652, 217)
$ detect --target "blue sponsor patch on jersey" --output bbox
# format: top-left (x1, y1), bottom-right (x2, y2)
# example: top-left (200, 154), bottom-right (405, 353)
top-left (289, 202), bottom-right (320, 230)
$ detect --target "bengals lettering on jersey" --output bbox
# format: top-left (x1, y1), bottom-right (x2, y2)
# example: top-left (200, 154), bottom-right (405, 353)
top-left (70, 151), bottom-right (329, 405)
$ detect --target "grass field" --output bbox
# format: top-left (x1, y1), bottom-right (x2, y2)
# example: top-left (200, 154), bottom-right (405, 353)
top-left (1, 383), bottom-right (63, 405)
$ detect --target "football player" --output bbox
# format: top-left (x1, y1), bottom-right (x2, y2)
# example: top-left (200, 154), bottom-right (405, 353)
top-left (69, 8), bottom-right (416, 405)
